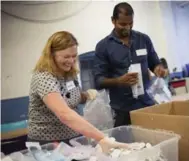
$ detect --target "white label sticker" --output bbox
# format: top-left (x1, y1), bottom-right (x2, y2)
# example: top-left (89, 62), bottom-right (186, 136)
top-left (66, 81), bottom-right (75, 91)
top-left (136, 49), bottom-right (147, 56)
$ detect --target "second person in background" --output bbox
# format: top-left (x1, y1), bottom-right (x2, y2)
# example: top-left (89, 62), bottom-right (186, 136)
top-left (93, 2), bottom-right (167, 126)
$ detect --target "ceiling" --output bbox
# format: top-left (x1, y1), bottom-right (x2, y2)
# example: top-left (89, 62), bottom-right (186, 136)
top-left (174, 1), bottom-right (189, 8)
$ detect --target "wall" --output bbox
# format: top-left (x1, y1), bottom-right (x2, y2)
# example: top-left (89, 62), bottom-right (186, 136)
top-left (159, 1), bottom-right (189, 72)
top-left (159, 1), bottom-right (180, 71)
top-left (1, 1), bottom-right (169, 100)
top-left (172, 2), bottom-right (189, 67)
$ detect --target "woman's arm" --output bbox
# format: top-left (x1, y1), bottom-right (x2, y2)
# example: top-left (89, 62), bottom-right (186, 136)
top-left (43, 92), bottom-right (104, 142)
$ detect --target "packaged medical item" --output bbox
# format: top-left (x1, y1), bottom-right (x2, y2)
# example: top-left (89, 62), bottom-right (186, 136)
top-left (129, 64), bottom-right (144, 98)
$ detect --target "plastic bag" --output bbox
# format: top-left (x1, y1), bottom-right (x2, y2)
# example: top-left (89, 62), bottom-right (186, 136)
top-left (25, 141), bottom-right (95, 161)
top-left (84, 90), bottom-right (114, 130)
top-left (1, 152), bottom-right (36, 161)
top-left (55, 142), bottom-right (95, 160)
top-left (26, 142), bottom-right (65, 161)
top-left (147, 78), bottom-right (172, 104)
top-left (1, 152), bottom-right (5, 159)
top-left (117, 146), bottom-right (167, 161)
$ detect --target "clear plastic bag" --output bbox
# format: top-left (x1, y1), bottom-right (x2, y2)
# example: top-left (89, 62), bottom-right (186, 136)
top-left (1, 152), bottom-right (5, 159)
top-left (27, 142), bottom-right (95, 161)
top-left (147, 77), bottom-right (172, 104)
top-left (84, 90), bottom-right (114, 130)
top-left (25, 142), bottom-right (66, 161)
top-left (55, 142), bottom-right (95, 161)
top-left (2, 152), bottom-right (36, 161)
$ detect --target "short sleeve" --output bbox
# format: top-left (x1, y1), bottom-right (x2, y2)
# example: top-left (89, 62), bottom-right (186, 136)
top-left (35, 72), bottom-right (61, 99)
top-left (73, 76), bottom-right (80, 87)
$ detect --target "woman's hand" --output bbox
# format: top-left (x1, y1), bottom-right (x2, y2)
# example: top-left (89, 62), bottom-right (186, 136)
top-left (86, 89), bottom-right (98, 100)
top-left (98, 137), bottom-right (129, 154)
top-left (80, 89), bottom-right (98, 103)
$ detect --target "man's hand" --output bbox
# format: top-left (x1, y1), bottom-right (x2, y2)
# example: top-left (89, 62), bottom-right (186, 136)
top-left (116, 72), bottom-right (138, 86)
top-left (154, 65), bottom-right (168, 77)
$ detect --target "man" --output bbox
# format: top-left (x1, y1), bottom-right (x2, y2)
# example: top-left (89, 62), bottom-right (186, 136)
top-left (93, 2), bottom-right (167, 127)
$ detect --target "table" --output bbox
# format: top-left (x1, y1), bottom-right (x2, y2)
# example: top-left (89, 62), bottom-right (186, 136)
top-left (170, 78), bottom-right (188, 94)
top-left (171, 93), bottom-right (189, 101)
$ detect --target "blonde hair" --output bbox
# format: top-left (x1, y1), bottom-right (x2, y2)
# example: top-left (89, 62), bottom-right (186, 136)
top-left (34, 31), bottom-right (79, 78)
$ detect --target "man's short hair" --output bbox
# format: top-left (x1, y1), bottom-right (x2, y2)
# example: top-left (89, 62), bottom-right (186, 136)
top-left (112, 2), bottom-right (134, 20)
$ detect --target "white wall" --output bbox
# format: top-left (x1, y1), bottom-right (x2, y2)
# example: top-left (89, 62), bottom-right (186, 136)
top-left (172, 2), bottom-right (189, 67)
top-left (159, 1), bottom-right (180, 71)
top-left (159, 1), bottom-right (189, 72)
top-left (1, 1), bottom-right (176, 99)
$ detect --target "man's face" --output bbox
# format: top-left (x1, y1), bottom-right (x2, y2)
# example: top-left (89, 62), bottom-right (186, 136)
top-left (112, 13), bottom-right (133, 38)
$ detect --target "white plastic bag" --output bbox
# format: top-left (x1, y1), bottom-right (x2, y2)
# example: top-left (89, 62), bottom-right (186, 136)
top-left (84, 90), bottom-right (114, 130)
top-left (26, 142), bottom-right (65, 161)
top-left (1, 152), bottom-right (5, 159)
top-left (26, 141), bottom-right (94, 161)
top-left (2, 152), bottom-right (36, 161)
top-left (55, 142), bottom-right (95, 161)
top-left (147, 78), bottom-right (172, 104)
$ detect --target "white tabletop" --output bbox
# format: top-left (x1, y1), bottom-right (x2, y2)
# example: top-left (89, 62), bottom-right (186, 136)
top-left (171, 93), bottom-right (189, 101)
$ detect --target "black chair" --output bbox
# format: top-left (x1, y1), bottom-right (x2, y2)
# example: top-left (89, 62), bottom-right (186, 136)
top-left (79, 51), bottom-right (96, 90)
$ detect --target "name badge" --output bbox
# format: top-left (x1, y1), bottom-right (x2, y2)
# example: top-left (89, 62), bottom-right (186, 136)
top-left (136, 49), bottom-right (147, 56)
top-left (66, 81), bottom-right (75, 91)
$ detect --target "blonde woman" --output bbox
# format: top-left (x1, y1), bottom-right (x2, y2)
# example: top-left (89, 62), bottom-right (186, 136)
top-left (28, 31), bottom-right (128, 153)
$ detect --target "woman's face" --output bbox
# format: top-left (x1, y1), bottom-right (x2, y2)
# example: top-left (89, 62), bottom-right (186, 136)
top-left (54, 45), bottom-right (77, 72)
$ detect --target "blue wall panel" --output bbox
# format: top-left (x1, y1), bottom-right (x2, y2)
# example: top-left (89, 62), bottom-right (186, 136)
top-left (1, 96), bottom-right (29, 124)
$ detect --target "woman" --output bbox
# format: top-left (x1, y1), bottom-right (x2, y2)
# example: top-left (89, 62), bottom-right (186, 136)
top-left (28, 31), bottom-right (128, 153)
top-left (160, 58), bottom-right (176, 95)
top-left (160, 58), bottom-right (169, 86)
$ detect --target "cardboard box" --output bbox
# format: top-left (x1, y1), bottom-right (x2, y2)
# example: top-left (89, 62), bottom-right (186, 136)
top-left (130, 101), bottom-right (189, 161)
